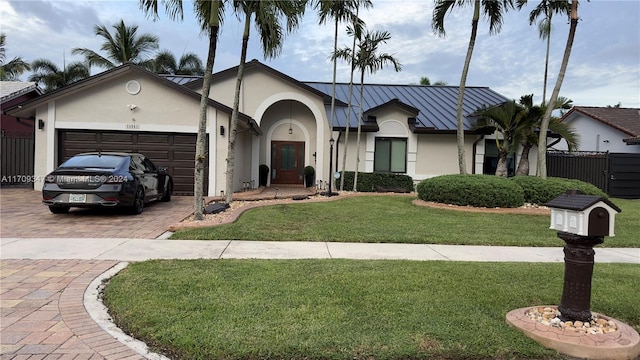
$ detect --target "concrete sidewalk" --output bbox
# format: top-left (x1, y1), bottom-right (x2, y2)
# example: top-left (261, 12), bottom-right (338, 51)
top-left (1, 237), bottom-right (638, 263)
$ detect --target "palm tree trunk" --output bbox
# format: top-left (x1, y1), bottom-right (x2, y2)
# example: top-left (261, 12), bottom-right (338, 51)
top-left (225, 13), bottom-right (251, 203)
top-left (353, 70), bottom-right (365, 191)
top-left (537, 0), bottom-right (578, 179)
top-left (193, 0), bottom-right (220, 221)
top-left (542, 14), bottom-right (552, 104)
top-left (515, 142), bottom-right (532, 176)
top-left (496, 152), bottom-right (509, 177)
top-left (340, 6), bottom-right (359, 192)
top-left (455, 0), bottom-right (480, 175)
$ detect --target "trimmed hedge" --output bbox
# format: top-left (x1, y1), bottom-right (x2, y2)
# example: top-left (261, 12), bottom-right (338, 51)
top-left (416, 174), bottom-right (525, 208)
top-left (510, 176), bottom-right (607, 205)
top-left (337, 171), bottom-right (414, 193)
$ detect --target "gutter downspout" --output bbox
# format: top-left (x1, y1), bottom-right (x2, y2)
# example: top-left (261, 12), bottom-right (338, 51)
top-left (335, 131), bottom-right (342, 182)
top-left (472, 134), bottom-right (485, 174)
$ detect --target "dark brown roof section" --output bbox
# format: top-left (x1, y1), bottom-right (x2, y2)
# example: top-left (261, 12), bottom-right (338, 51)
top-left (185, 59), bottom-right (348, 107)
top-left (4, 63), bottom-right (261, 135)
top-left (563, 106), bottom-right (640, 137)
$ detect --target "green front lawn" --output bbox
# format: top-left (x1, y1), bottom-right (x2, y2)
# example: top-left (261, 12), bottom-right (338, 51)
top-left (104, 260), bottom-right (640, 360)
top-left (171, 196), bottom-right (639, 247)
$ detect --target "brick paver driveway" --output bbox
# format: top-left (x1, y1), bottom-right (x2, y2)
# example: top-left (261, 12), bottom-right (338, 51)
top-left (0, 188), bottom-right (194, 239)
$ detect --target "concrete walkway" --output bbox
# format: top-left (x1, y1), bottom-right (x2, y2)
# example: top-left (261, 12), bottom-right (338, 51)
top-left (1, 239), bottom-right (638, 359)
top-left (1, 237), bottom-right (639, 263)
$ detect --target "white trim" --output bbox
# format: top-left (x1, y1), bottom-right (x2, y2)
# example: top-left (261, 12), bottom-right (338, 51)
top-left (46, 102), bottom-right (56, 173)
top-left (55, 121), bottom-right (199, 134)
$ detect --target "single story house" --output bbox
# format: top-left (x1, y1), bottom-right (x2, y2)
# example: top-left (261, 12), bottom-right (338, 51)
top-left (6, 60), bottom-right (536, 195)
top-left (555, 106), bottom-right (640, 153)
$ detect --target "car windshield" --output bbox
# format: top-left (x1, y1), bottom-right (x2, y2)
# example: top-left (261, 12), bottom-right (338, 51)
top-left (59, 155), bottom-right (126, 169)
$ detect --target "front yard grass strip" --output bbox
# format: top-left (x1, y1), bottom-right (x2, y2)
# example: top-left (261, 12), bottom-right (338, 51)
top-left (170, 196), bottom-right (639, 248)
top-left (104, 260), bottom-right (640, 360)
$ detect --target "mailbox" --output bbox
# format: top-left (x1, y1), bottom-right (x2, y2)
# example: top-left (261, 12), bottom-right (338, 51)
top-left (545, 190), bottom-right (621, 237)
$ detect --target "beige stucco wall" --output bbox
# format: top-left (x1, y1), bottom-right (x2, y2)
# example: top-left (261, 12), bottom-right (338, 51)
top-left (30, 71), bottom-right (233, 195)
top-left (207, 68), bottom-right (331, 185)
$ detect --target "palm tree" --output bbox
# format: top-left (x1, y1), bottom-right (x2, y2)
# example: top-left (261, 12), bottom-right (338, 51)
top-left (516, 0), bottom-right (571, 104)
top-left (0, 33), bottom-right (30, 80)
top-left (140, 0), bottom-right (226, 220)
top-left (334, 28), bottom-right (401, 190)
top-left (536, 0), bottom-right (580, 178)
top-left (28, 59), bottom-right (90, 92)
top-left (151, 49), bottom-right (204, 75)
top-left (515, 94), bottom-right (576, 176)
top-left (432, 0), bottom-right (515, 175)
top-left (225, 0), bottom-right (306, 203)
top-left (474, 101), bottom-right (528, 177)
top-left (315, 0), bottom-right (369, 132)
top-left (71, 19), bottom-right (159, 70)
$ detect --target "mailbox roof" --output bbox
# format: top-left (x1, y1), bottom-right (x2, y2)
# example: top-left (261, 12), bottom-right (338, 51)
top-left (545, 194), bottom-right (621, 213)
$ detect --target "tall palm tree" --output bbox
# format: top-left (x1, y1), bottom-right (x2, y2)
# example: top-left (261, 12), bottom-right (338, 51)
top-left (515, 94), bottom-right (576, 176)
top-left (0, 33), bottom-right (31, 80)
top-left (151, 49), bottom-right (204, 75)
top-left (315, 0), bottom-right (368, 132)
top-left (516, 0), bottom-right (571, 104)
top-left (225, 0), bottom-right (306, 203)
top-left (536, 0), bottom-right (580, 178)
top-left (28, 59), bottom-right (90, 92)
top-left (432, 0), bottom-right (515, 175)
top-left (334, 28), bottom-right (401, 190)
top-left (140, 0), bottom-right (227, 220)
top-left (474, 101), bottom-right (528, 177)
top-left (71, 19), bottom-right (159, 70)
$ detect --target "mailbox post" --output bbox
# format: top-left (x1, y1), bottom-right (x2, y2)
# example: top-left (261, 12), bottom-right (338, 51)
top-left (545, 190), bottom-right (621, 322)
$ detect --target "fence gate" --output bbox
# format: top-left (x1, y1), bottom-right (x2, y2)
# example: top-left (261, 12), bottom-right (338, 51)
top-left (547, 151), bottom-right (640, 199)
top-left (1, 135), bottom-right (35, 187)
top-left (608, 153), bottom-right (640, 199)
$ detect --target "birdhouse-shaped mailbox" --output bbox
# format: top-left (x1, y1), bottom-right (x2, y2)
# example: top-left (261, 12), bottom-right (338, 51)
top-left (545, 190), bottom-right (621, 237)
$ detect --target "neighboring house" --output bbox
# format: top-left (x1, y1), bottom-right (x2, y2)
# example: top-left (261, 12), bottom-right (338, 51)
top-left (555, 106), bottom-right (640, 153)
top-left (6, 60), bottom-right (516, 196)
top-left (1, 81), bottom-right (43, 137)
top-left (1, 81), bottom-right (43, 185)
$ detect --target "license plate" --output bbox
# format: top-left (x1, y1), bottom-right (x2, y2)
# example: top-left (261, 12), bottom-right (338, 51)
top-left (69, 194), bottom-right (86, 203)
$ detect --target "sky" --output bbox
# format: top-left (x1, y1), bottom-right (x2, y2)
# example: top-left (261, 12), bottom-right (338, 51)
top-left (1, 0), bottom-right (639, 108)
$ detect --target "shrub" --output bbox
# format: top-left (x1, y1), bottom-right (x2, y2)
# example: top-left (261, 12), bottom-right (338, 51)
top-left (303, 166), bottom-right (315, 176)
top-left (510, 176), bottom-right (607, 205)
top-left (337, 172), bottom-right (414, 193)
top-left (416, 174), bottom-right (525, 208)
top-left (259, 164), bottom-right (269, 186)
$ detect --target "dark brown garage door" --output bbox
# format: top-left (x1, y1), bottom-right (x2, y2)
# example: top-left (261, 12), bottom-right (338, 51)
top-left (58, 130), bottom-right (208, 195)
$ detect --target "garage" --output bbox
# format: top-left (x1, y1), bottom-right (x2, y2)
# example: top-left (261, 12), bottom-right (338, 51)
top-left (58, 130), bottom-right (207, 195)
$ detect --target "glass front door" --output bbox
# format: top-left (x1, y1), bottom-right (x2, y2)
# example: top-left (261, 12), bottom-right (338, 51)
top-left (271, 141), bottom-right (304, 184)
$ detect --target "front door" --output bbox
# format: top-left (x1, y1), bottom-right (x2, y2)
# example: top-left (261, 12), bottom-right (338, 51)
top-left (271, 141), bottom-right (304, 184)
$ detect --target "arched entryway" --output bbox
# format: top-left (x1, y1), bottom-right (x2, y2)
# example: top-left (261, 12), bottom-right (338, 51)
top-left (259, 99), bottom-right (317, 186)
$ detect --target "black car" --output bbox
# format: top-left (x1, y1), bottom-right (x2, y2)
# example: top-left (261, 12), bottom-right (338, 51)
top-left (43, 152), bottom-right (173, 214)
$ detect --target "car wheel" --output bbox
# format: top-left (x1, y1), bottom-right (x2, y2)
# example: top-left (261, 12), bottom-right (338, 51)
top-left (161, 181), bottom-right (172, 202)
top-left (49, 206), bottom-right (70, 214)
top-left (131, 187), bottom-right (144, 214)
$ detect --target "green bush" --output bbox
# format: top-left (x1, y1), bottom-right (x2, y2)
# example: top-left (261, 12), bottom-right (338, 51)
top-left (337, 171), bottom-right (414, 193)
top-left (510, 176), bottom-right (607, 205)
top-left (416, 174), bottom-right (525, 208)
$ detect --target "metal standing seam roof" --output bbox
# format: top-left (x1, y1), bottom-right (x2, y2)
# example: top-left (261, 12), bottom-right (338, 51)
top-left (303, 82), bottom-right (510, 132)
top-left (161, 71), bottom-right (511, 133)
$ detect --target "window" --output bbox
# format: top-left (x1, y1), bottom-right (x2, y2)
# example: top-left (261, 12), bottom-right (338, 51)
top-left (483, 141), bottom-right (515, 176)
top-left (374, 138), bottom-right (407, 173)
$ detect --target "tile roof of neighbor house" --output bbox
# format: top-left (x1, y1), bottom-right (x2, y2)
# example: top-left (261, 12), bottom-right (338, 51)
top-left (563, 106), bottom-right (640, 138)
top-left (0, 81), bottom-right (43, 103)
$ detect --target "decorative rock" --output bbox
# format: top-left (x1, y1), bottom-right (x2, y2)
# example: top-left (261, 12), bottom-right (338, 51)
top-left (575, 321), bottom-right (584, 328)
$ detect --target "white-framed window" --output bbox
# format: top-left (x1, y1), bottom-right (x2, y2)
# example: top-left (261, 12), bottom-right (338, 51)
top-left (374, 137), bottom-right (407, 173)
